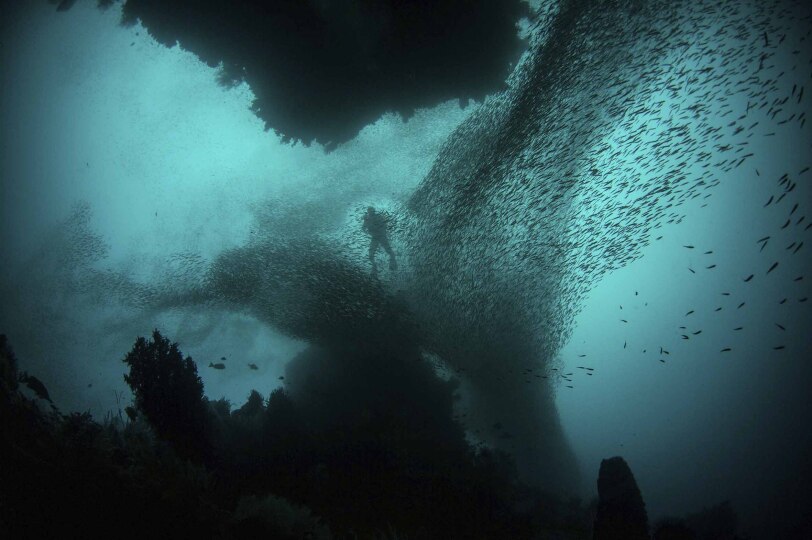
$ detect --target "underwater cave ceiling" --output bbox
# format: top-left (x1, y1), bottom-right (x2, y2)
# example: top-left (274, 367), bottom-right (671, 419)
top-left (59, 0), bottom-right (530, 150)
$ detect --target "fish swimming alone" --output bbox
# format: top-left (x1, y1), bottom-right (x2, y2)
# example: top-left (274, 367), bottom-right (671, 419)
top-left (19, 372), bottom-right (51, 402)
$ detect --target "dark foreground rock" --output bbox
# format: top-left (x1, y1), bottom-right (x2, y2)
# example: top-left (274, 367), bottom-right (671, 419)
top-left (593, 456), bottom-right (650, 540)
top-left (1, 332), bottom-right (596, 539)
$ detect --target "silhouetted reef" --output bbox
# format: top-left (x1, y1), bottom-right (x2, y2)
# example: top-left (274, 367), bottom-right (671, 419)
top-left (1, 331), bottom-right (593, 539)
top-left (593, 456), bottom-right (649, 540)
top-left (1, 332), bottom-right (754, 538)
top-left (55, 0), bottom-right (530, 150)
top-left (651, 501), bottom-right (740, 540)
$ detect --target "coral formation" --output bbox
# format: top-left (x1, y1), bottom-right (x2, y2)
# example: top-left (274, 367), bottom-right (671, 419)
top-left (0, 332), bottom-right (597, 538)
top-left (123, 329), bottom-right (213, 463)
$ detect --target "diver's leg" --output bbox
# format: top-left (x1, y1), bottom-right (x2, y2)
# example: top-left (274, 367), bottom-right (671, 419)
top-left (369, 239), bottom-right (380, 275)
top-left (380, 237), bottom-right (397, 270)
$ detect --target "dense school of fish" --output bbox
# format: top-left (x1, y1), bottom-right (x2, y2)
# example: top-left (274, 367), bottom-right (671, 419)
top-left (67, 0), bottom-right (807, 382)
top-left (400, 0), bottom-right (811, 389)
top-left (28, 0), bottom-right (809, 491)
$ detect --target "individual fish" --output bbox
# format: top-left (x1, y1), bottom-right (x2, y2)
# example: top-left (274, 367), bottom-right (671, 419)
top-left (743, 274), bottom-right (754, 282)
top-left (779, 298), bottom-right (787, 304)
top-left (737, 302), bottom-right (745, 309)
top-left (704, 250), bottom-right (713, 254)
top-left (209, 362), bottom-right (225, 370)
top-left (722, 292), bottom-right (731, 296)
top-left (278, 376), bottom-right (285, 380)
top-left (794, 276), bottom-right (803, 281)
top-left (714, 307), bottom-right (722, 311)
top-left (775, 323), bottom-right (786, 330)
top-left (733, 327), bottom-right (743, 331)
top-left (685, 310), bottom-right (695, 316)
top-left (706, 264), bottom-right (716, 269)
top-left (620, 319), bottom-right (628, 323)
top-left (793, 242), bottom-right (804, 254)
top-left (773, 346), bottom-right (785, 350)
top-left (688, 267), bottom-right (696, 274)
top-left (767, 261), bottom-right (779, 274)
top-left (684, 245), bottom-right (695, 249)
top-left (781, 219), bottom-right (791, 229)
top-left (248, 363), bottom-right (259, 370)
top-left (220, 356), bottom-right (227, 361)
top-left (790, 203), bottom-right (798, 215)
top-left (720, 348), bottom-right (732, 352)
top-left (19, 372), bottom-right (51, 402)
top-left (693, 330), bottom-right (702, 335)
top-left (763, 196), bottom-right (774, 207)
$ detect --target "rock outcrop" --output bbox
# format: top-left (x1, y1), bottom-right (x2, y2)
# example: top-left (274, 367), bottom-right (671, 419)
top-left (593, 456), bottom-right (649, 540)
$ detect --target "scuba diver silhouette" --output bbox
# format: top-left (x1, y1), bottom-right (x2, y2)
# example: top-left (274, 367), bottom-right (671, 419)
top-left (362, 207), bottom-right (397, 277)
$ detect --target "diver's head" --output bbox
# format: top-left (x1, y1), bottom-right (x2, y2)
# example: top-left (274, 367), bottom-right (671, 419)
top-left (366, 206), bottom-right (375, 214)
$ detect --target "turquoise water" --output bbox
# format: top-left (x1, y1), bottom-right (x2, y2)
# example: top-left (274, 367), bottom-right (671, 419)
top-left (1, 1), bottom-right (810, 536)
